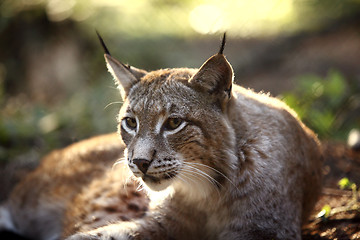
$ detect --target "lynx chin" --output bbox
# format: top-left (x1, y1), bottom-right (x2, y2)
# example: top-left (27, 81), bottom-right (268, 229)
top-left (0, 34), bottom-right (323, 240)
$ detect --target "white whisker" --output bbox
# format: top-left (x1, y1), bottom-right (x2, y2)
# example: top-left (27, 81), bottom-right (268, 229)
top-left (111, 158), bottom-right (127, 172)
top-left (136, 182), bottom-right (146, 192)
top-left (108, 158), bottom-right (135, 195)
top-left (184, 165), bottom-right (221, 187)
top-left (183, 161), bottom-right (238, 190)
top-left (175, 173), bottom-right (189, 185)
top-left (112, 159), bottom-right (127, 167)
top-left (180, 165), bottom-right (221, 197)
top-left (104, 101), bottom-right (123, 110)
top-left (177, 171), bottom-right (208, 197)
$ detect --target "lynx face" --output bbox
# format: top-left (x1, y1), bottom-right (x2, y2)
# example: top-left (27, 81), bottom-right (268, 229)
top-left (118, 69), bottom-right (235, 196)
top-left (104, 50), bottom-right (236, 197)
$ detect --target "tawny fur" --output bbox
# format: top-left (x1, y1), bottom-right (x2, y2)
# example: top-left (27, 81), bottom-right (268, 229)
top-left (1, 46), bottom-right (323, 240)
top-left (0, 134), bottom-right (125, 240)
top-left (67, 51), bottom-right (322, 239)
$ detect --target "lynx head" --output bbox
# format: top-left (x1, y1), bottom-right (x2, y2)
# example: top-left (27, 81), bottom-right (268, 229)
top-left (101, 34), bottom-right (237, 199)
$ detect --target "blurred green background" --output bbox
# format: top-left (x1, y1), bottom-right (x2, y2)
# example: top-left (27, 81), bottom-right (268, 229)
top-left (1, 0), bottom-right (360, 165)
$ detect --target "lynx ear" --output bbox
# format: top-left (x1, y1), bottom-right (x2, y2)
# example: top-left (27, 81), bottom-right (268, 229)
top-left (105, 54), bottom-right (147, 98)
top-left (189, 33), bottom-right (233, 101)
top-left (189, 54), bottom-right (234, 100)
top-left (96, 31), bottom-right (147, 98)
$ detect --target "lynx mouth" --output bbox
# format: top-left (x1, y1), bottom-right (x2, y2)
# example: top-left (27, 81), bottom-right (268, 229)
top-left (142, 174), bottom-right (161, 183)
top-left (140, 171), bottom-right (178, 191)
top-left (141, 171), bottom-right (178, 183)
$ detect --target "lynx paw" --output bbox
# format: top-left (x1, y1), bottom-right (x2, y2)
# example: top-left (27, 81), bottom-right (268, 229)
top-left (66, 223), bottom-right (136, 240)
top-left (66, 232), bottom-right (99, 240)
top-left (67, 231), bottom-right (131, 240)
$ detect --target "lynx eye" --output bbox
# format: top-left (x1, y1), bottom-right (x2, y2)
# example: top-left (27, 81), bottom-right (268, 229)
top-left (164, 118), bottom-right (183, 130)
top-left (124, 117), bottom-right (137, 130)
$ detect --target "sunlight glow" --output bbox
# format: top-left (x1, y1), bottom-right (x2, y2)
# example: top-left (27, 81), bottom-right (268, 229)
top-left (189, 4), bottom-right (226, 34)
top-left (3, 0), bottom-right (299, 36)
top-left (46, 0), bottom-right (76, 21)
top-left (189, 0), bottom-right (295, 36)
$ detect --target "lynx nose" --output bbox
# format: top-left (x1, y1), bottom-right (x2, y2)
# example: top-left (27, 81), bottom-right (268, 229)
top-left (133, 158), bottom-right (151, 174)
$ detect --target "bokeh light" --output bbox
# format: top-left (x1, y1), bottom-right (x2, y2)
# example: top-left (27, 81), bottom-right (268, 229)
top-left (189, 4), bottom-right (225, 34)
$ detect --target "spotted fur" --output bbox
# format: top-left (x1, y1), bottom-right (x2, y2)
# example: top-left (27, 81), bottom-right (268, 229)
top-left (67, 41), bottom-right (323, 240)
top-left (0, 38), bottom-right (323, 240)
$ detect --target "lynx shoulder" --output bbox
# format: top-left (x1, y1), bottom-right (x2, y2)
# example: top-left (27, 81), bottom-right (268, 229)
top-left (1, 35), bottom-right (323, 240)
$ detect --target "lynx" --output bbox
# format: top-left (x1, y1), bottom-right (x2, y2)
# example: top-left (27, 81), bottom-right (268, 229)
top-left (0, 34), bottom-right (323, 240)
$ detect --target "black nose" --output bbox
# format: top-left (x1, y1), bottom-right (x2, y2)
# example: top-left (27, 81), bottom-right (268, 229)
top-left (133, 158), bottom-right (151, 174)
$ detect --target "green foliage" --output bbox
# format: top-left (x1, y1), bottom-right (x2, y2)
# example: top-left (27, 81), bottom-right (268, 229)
top-left (338, 177), bottom-right (354, 190)
top-left (317, 178), bottom-right (359, 220)
top-left (0, 80), bottom-right (121, 163)
top-left (317, 204), bottom-right (331, 219)
top-left (281, 70), bottom-right (360, 140)
top-left (338, 178), bottom-right (358, 204)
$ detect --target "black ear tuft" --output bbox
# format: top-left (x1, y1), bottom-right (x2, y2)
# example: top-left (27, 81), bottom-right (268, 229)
top-left (96, 30), bottom-right (111, 55)
top-left (218, 33), bottom-right (226, 55)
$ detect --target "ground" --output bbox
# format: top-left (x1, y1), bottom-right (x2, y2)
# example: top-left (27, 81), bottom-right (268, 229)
top-left (1, 142), bottom-right (359, 239)
top-left (302, 143), bottom-right (360, 240)
top-left (66, 141), bottom-right (360, 239)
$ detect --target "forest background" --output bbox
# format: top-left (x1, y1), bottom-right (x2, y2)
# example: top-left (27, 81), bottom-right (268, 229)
top-left (0, 0), bottom-right (359, 177)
